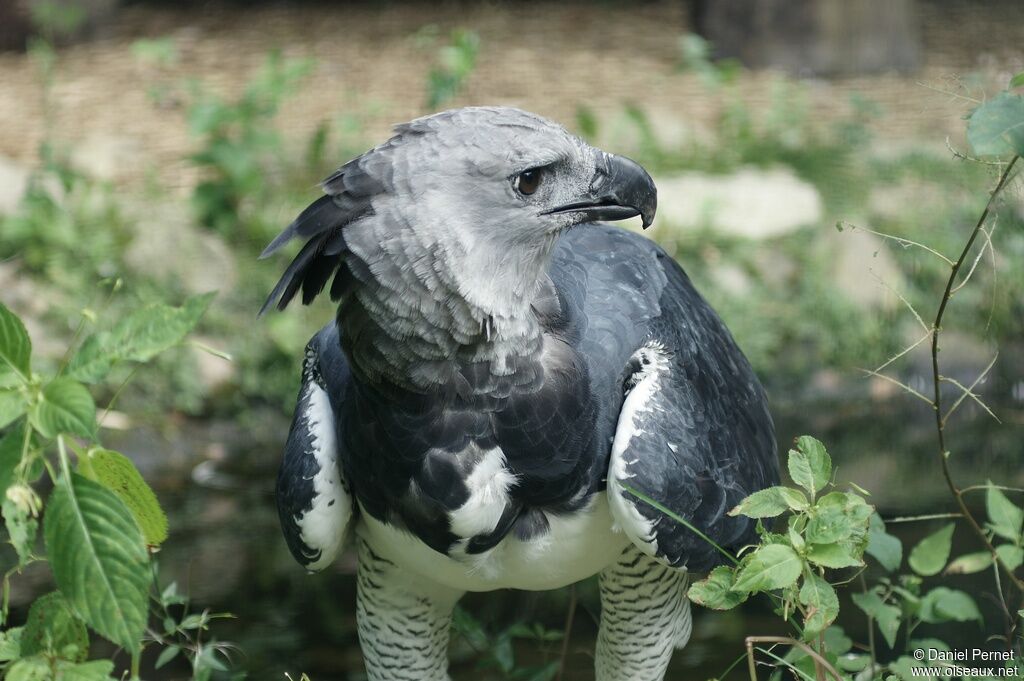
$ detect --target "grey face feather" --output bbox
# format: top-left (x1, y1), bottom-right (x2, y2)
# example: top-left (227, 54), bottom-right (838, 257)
top-left (262, 106), bottom-right (657, 389)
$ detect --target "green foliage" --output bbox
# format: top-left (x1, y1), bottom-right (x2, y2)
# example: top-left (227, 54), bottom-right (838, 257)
top-left (451, 606), bottom-right (562, 681)
top-left (425, 29), bottom-right (479, 110)
top-left (689, 437), bottom-right (872, 641)
top-left (0, 298), bottom-right (237, 679)
top-left (186, 51), bottom-right (314, 237)
top-left (967, 92), bottom-right (1024, 157)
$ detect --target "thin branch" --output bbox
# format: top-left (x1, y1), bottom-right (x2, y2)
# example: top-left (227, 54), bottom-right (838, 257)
top-left (885, 512), bottom-right (964, 524)
top-left (950, 220), bottom-right (994, 294)
top-left (858, 368), bottom-right (933, 405)
top-left (870, 271), bottom-right (930, 332)
top-left (942, 352), bottom-right (1000, 424)
top-left (915, 80), bottom-right (981, 104)
top-left (940, 375), bottom-right (1000, 423)
top-left (870, 330), bottom-right (932, 376)
top-left (555, 585), bottom-right (577, 681)
top-left (839, 221), bottom-right (954, 266)
top-left (930, 154), bottom-right (1024, 593)
top-left (961, 484), bottom-right (1024, 495)
top-left (746, 638), bottom-right (843, 681)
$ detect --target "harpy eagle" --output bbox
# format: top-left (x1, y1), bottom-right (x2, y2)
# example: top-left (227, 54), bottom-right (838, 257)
top-left (262, 107), bottom-right (779, 681)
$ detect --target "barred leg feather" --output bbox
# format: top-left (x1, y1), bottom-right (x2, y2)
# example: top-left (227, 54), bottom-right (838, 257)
top-left (595, 545), bottom-right (692, 681)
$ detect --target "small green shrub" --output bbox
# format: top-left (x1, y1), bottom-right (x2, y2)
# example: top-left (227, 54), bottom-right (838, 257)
top-left (0, 295), bottom-right (239, 680)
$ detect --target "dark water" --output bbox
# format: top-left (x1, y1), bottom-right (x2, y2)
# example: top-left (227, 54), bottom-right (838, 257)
top-left (7, 363), bottom-right (1023, 681)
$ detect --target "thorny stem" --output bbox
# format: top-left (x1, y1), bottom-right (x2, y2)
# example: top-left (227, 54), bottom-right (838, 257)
top-left (930, 154), bottom-right (1023, 592)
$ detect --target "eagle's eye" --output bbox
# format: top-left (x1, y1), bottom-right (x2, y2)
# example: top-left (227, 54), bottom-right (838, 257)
top-left (515, 168), bottom-right (544, 196)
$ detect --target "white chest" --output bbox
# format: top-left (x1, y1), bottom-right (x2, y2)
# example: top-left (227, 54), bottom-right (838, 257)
top-left (357, 492), bottom-right (629, 592)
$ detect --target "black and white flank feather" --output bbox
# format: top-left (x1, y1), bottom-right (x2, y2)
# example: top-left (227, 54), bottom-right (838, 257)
top-left (264, 107), bottom-right (779, 681)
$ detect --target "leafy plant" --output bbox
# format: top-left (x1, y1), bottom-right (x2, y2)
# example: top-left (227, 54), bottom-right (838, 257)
top-left (0, 295), bottom-right (238, 679)
top-left (186, 51), bottom-right (314, 237)
top-left (451, 606), bottom-right (563, 681)
top-left (425, 29), bottom-right (479, 110)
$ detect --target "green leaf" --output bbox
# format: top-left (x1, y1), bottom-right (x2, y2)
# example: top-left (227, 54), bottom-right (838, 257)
top-left (30, 379), bottom-right (95, 439)
top-left (866, 513), bottom-right (903, 572)
top-left (787, 436), bottom-right (831, 496)
top-left (919, 587), bottom-right (982, 623)
top-left (851, 591), bottom-right (901, 648)
top-left (21, 592), bottom-right (89, 662)
top-left (155, 645), bottom-right (181, 669)
top-left (6, 656), bottom-right (49, 681)
top-left (0, 302), bottom-right (32, 381)
top-left (66, 293), bottom-right (215, 383)
top-left (908, 523), bottom-right (955, 576)
top-left (688, 566), bottom-right (749, 610)
top-left (799, 574), bottom-right (839, 638)
top-left (1011, 71), bottom-right (1024, 89)
top-left (805, 542), bottom-right (862, 569)
top-left (944, 551), bottom-right (993, 575)
top-left (731, 544), bottom-right (802, 592)
top-left (985, 484), bottom-right (1023, 543)
top-left (3, 498), bottom-right (38, 565)
top-left (54, 660), bottom-right (116, 680)
top-left (0, 388), bottom-right (26, 429)
top-left (0, 627), bottom-right (23, 662)
top-left (82, 448), bottom-right (168, 546)
top-left (0, 422), bottom-right (26, 495)
top-left (823, 626), bottom-right (852, 655)
top-left (805, 492), bottom-right (871, 545)
top-left (967, 92), bottom-right (1024, 156)
top-left (729, 486), bottom-right (806, 518)
top-left (997, 544), bottom-right (1024, 571)
top-left (44, 474), bottom-right (150, 653)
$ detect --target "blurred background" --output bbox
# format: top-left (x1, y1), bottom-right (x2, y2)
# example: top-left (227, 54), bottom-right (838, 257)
top-left (1, 0), bottom-right (1023, 679)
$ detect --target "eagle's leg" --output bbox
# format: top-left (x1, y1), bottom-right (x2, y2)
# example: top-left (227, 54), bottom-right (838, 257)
top-left (595, 545), bottom-right (692, 681)
top-left (356, 537), bottom-right (464, 681)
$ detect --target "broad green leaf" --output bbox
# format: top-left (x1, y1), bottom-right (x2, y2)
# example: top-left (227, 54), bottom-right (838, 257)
top-left (908, 523), bottom-right (955, 576)
top-left (0, 422), bottom-right (26, 495)
top-left (891, 656), bottom-right (934, 681)
top-left (851, 591), bottom-right (901, 648)
top-left (967, 92), bottom-right (1024, 156)
top-left (866, 513), bottom-right (903, 572)
top-left (21, 592), bottom-right (89, 662)
top-left (54, 660), bottom-right (116, 680)
top-left (0, 627), bottom-right (22, 661)
top-left (985, 484), bottom-right (1023, 543)
top-left (0, 388), bottom-right (26, 429)
top-left (82, 448), bottom-right (168, 546)
top-left (44, 474), bottom-right (149, 653)
top-left (805, 542), bottom-right (862, 569)
top-left (30, 379), bottom-right (95, 439)
top-left (0, 303), bottom-right (31, 381)
top-left (799, 573), bottom-right (838, 638)
top-left (3, 498), bottom-right (38, 565)
top-left (729, 486), bottom-right (805, 518)
top-left (787, 436), bottom-right (831, 496)
top-left (688, 566), bottom-right (749, 610)
top-left (919, 587), bottom-right (982, 623)
top-left (996, 544), bottom-right (1024, 571)
top-left (1012, 71), bottom-right (1024, 89)
top-left (823, 626), bottom-right (852, 655)
top-left (836, 655), bottom-right (871, 672)
top-left (944, 551), bottom-right (993, 575)
top-left (5, 656), bottom-right (49, 681)
top-left (66, 293), bottom-right (215, 383)
top-left (731, 544), bottom-right (802, 592)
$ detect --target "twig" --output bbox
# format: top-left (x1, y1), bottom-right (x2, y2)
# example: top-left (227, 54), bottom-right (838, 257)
top-left (943, 352), bottom-right (1000, 424)
top-left (940, 374), bottom-right (1000, 424)
top-left (869, 330), bottom-right (932, 376)
top-left (885, 512), bottom-right (964, 524)
top-left (745, 637), bottom-right (843, 681)
top-left (555, 585), bottom-right (577, 681)
top-left (929, 154), bottom-right (1024, 592)
top-left (839, 221), bottom-right (953, 266)
top-left (858, 368), bottom-right (933, 405)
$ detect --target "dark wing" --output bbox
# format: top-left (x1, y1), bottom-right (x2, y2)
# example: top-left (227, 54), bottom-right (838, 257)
top-left (259, 144), bottom-right (393, 315)
top-left (276, 324), bottom-right (354, 571)
top-left (603, 237), bottom-right (779, 572)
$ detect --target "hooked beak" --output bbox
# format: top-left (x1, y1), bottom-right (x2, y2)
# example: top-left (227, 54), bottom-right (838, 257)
top-left (543, 152), bottom-right (657, 229)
